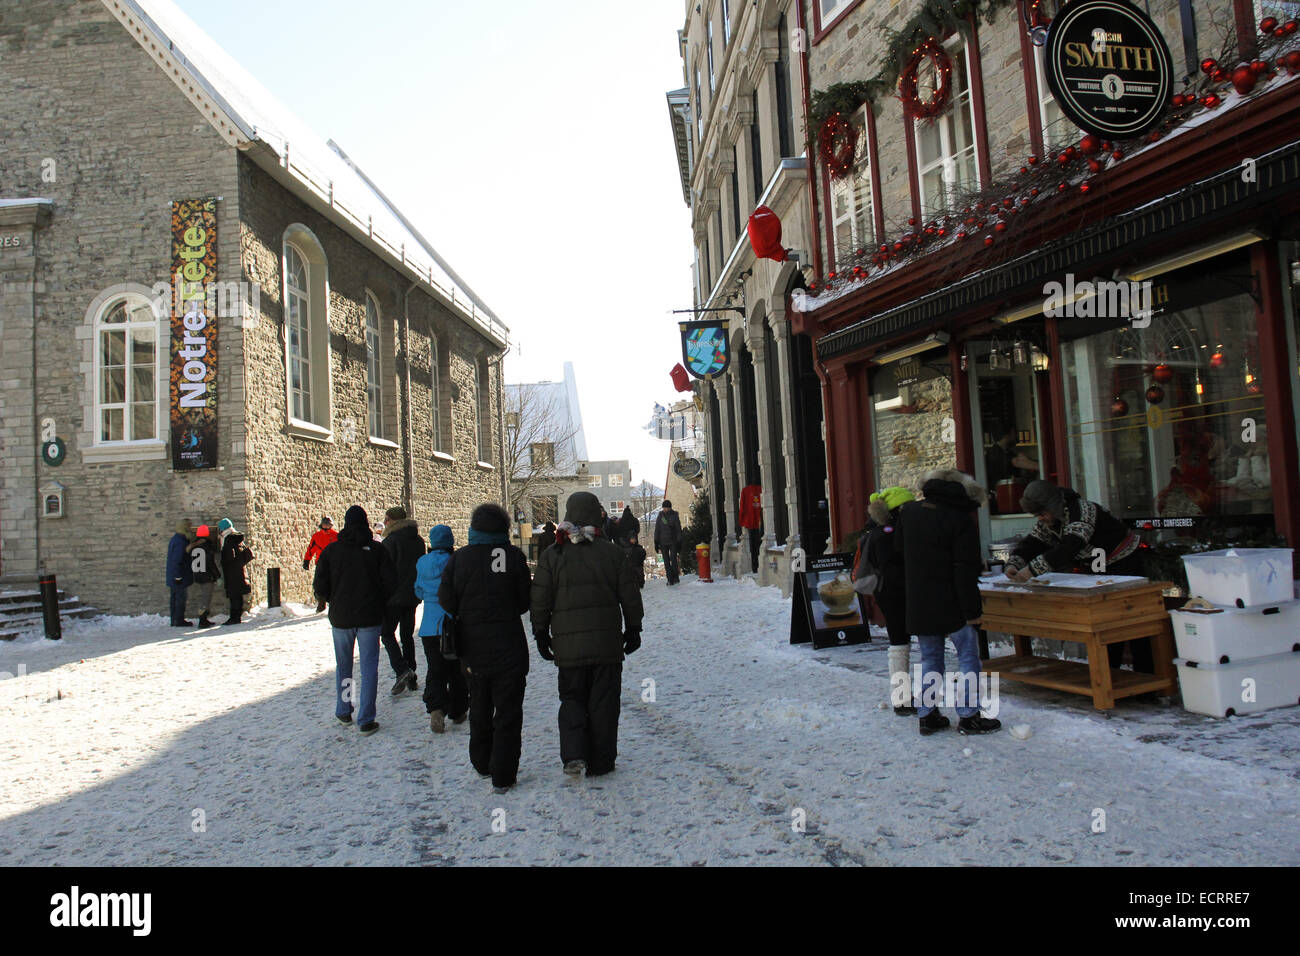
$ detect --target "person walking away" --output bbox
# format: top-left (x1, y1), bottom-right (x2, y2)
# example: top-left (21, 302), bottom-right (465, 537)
top-left (314, 505), bottom-right (397, 735)
top-left (616, 505), bottom-right (645, 589)
top-left (438, 504), bottom-right (532, 793)
top-left (654, 500), bottom-right (683, 585)
top-left (537, 521), bottom-right (557, 554)
top-left (381, 506), bottom-right (425, 696)
top-left (217, 518), bottom-right (254, 625)
top-left (863, 487), bottom-right (916, 714)
top-left (188, 524), bottom-right (222, 628)
top-left (302, 516), bottom-right (338, 612)
top-left (166, 520), bottom-right (195, 627)
top-left (1006, 479), bottom-right (1152, 673)
top-left (531, 491), bottom-right (644, 778)
top-left (414, 524), bottom-right (468, 733)
top-left (899, 469), bottom-right (1001, 736)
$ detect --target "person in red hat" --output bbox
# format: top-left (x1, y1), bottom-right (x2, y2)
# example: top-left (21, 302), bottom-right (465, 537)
top-left (188, 524), bottom-right (222, 628)
top-left (303, 516), bottom-right (338, 612)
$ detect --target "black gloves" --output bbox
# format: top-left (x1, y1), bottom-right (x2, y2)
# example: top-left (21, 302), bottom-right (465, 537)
top-left (534, 630), bottom-right (554, 661)
top-left (623, 629), bottom-right (641, 655)
top-left (302, 559), bottom-right (311, 570)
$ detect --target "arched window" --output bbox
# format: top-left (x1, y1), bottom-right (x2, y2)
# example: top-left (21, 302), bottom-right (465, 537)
top-left (95, 294), bottom-right (160, 444)
top-left (365, 292), bottom-right (384, 439)
top-left (282, 225), bottom-right (331, 434)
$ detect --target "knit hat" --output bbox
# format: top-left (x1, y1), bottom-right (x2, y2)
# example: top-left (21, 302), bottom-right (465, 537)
top-left (216, 518), bottom-right (234, 533)
top-left (563, 491), bottom-right (604, 528)
top-left (868, 486), bottom-right (915, 526)
top-left (662, 500), bottom-right (673, 509)
top-left (175, 519), bottom-right (194, 535)
top-left (319, 516), bottom-right (332, 528)
top-left (470, 503), bottom-right (510, 534)
top-left (196, 524), bottom-right (211, 537)
top-left (384, 506), bottom-right (407, 522)
top-left (1020, 479), bottom-right (1066, 520)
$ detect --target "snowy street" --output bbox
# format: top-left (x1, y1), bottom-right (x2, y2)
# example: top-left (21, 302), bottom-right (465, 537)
top-left (2, 575), bottom-right (1298, 866)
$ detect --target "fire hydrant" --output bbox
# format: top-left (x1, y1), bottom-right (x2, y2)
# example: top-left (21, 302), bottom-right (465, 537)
top-left (696, 543), bottom-right (712, 583)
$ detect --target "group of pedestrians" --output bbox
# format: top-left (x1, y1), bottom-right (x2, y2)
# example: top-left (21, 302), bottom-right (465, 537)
top-left (165, 518), bottom-right (254, 628)
top-left (313, 492), bottom-right (643, 794)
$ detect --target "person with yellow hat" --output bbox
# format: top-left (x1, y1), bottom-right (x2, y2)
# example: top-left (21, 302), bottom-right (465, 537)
top-left (860, 486), bottom-right (917, 714)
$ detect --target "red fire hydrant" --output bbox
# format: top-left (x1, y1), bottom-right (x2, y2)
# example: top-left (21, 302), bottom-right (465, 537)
top-left (696, 543), bottom-right (712, 583)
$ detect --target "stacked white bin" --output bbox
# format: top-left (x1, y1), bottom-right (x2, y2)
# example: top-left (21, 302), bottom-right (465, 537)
top-left (1171, 549), bottom-right (1300, 717)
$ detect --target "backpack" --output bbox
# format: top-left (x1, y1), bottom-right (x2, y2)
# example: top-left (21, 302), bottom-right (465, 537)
top-left (851, 531), bottom-right (881, 595)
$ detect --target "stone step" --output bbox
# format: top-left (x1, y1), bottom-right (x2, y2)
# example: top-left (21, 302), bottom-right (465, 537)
top-left (0, 606), bottom-right (99, 640)
top-left (0, 589), bottom-right (69, 606)
top-left (0, 598), bottom-right (88, 618)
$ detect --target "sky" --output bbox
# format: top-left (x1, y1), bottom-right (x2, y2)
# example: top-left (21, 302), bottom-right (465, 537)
top-left (172, 0), bottom-right (692, 489)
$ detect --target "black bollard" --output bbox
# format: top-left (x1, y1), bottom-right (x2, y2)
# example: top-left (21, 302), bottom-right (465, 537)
top-left (39, 574), bottom-right (62, 641)
top-left (266, 567), bottom-right (281, 608)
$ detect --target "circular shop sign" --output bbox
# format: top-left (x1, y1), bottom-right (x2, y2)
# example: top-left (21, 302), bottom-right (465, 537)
top-left (1044, 0), bottom-right (1173, 139)
top-left (41, 437), bottom-right (66, 466)
top-left (673, 457), bottom-right (703, 480)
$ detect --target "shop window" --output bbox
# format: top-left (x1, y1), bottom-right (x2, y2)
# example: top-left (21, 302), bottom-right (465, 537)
top-left (364, 292), bottom-right (386, 440)
top-left (609, 473), bottom-right (624, 487)
top-left (830, 107), bottom-right (876, 264)
top-left (915, 40), bottom-right (980, 218)
top-left (869, 351), bottom-right (956, 490)
top-left (283, 225), bottom-right (331, 432)
top-left (94, 294), bottom-right (160, 444)
top-left (609, 500), bottom-right (626, 513)
top-left (1061, 287), bottom-right (1269, 528)
top-left (589, 475), bottom-right (603, 488)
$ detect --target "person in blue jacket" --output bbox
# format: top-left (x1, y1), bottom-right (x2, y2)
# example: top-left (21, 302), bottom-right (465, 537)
top-left (414, 524), bottom-right (468, 734)
top-left (166, 520), bottom-right (195, 627)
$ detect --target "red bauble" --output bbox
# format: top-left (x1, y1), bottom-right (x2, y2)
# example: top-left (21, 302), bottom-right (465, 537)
top-left (994, 221), bottom-right (1007, 232)
top-left (1058, 182), bottom-right (1068, 192)
top-left (908, 217), bottom-right (917, 225)
top-left (1285, 20), bottom-right (1298, 34)
top-left (1079, 182), bottom-right (1091, 193)
top-left (1019, 166), bottom-right (1029, 175)
top-left (957, 231), bottom-right (967, 239)
top-left (1028, 154), bottom-right (1039, 165)
top-left (1200, 57), bottom-right (1217, 74)
top-left (1274, 26), bottom-right (1286, 37)
top-left (828, 271), bottom-right (837, 279)
top-left (1210, 351), bottom-right (1225, 368)
top-left (1250, 60), bottom-right (1269, 75)
top-left (1152, 364), bottom-right (1174, 383)
top-left (1111, 149), bottom-right (1124, 160)
top-left (1232, 65), bottom-right (1257, 94)
top-left (1260, 16), bottom-right (1278, 33)
top-left (1111, 397), bottom-right (1129, 416)
top-left (984, 236), bottom-right (995, 246)
top-left (1088, 158), bottom-right (1103, 173)
top-left (1285, 51), bottom-right (1300, 75)
top-left (1247, 380), bottom-right (1262, 394)
top-left (1145, 384), bottom-right (1165, 404)
top-left (1202, 94), bottom-right (1222, 108)
top-left (1079, 134), bottom-right (1101, 156)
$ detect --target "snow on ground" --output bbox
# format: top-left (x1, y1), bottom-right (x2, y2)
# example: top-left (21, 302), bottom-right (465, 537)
top-left (2, 577), bottom-right (1298, 866)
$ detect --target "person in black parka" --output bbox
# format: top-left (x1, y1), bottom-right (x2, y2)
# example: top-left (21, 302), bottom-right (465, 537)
top-left (438, 503), bottom-right (532, 792)
top-left (531, 491), bottom-right (644, 778)
top-left (380, 506), bottom-right (426, 696)
top-left (537, 521), bottom-right (557, 555)
top-left (616, 505), bottom-right (646, 589)
top-left (899, 469), bottom-right (1000, 737)
top-left (654, 500), bottom-right (683, 585)
top-left (217, 518), bottom-right (254, 625)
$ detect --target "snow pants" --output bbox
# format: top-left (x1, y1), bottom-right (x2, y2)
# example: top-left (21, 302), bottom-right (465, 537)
top-left (381, 604), bottom-right (417, 677)
top-left (420, 634), bottom-right (468, 718)
top-left (467, 667), bottom-right (526, 788)
top-left (557, 662), bottom-right (622, 773)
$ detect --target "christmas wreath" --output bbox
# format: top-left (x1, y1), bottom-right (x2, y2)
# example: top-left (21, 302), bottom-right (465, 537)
top-left (899, 42), bottom-right (953, 120)
top-left (818, 112), bottom-right (859, 180)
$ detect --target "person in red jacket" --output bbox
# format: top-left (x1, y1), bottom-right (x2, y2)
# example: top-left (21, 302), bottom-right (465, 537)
top-left (303, 516), bottom-right (338, 612)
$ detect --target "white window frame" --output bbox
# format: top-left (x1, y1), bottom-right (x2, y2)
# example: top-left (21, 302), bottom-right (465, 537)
top-left (285, 244), bottom-right (312, 423)
top-left (609, 500), bottom-right (626, 514)
top-left (818, 0), bottom-right (852, 29)
top-left (430, 333), bottom-right (445, 454)
top-left (722, 0), bottom-right (731, 45)
top-left (92, 293), bottom-right (163, 446)
top-left (707, 20), bottom-right (716, 93)
top-left (589, 475), bottom-right (603, 488)
top-left (365, 291), bottom-right (385, 440)
top-left (830, 107), bottom-right (875, 261)
top-left (915, 37), bottom-right (982, 219)
top-left (475, 358), bottom-right (492, 464)
top-left (695, 64), bottom-right (704, 140)
top-left (1033, 45), bottom-right (1071, 151)
top-left (608, 473), bottom-right (624, 487)
top-left (282, 225), bottom-right (333, 437)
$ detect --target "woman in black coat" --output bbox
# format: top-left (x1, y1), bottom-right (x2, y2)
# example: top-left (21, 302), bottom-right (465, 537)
top-left (216, 518), bottom-right (254, 624)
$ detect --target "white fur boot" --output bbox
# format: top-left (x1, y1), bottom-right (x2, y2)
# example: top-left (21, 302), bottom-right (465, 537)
top-left (888, 645), bottom-right (916, 715)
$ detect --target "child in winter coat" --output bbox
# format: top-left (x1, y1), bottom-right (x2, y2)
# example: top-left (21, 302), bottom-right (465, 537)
top-left (413, 524), bottom-right (467, 733)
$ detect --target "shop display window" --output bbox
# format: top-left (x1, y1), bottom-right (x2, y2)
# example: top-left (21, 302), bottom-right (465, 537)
top-left (1060, 288), bottom-right (1270, 527)
top-left (869, 349), bottom-right (955, 491)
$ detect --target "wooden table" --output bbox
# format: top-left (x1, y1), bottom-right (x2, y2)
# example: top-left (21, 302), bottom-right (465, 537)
top-left (978, 579), bottom-right (1177, 710)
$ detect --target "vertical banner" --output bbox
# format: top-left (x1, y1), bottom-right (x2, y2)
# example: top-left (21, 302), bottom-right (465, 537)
top-left (170, 198), bottom-right (218, 470)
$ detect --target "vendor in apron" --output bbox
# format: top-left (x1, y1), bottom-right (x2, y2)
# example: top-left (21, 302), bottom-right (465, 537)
top-left (1004, 479), bottom-right (1152, 673)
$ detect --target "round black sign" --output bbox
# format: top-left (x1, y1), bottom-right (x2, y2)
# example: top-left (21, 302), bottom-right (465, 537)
top-left (1044, 0), bottom-right (1173, 139)
top-left (673, 457), bottom-right (703, 480)
top-left (41, 438), bottom-right (66, 466)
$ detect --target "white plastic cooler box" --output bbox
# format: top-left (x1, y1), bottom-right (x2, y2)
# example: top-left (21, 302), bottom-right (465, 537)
top-left (1180, 548), bottom-right (1294, 607)
top-left (1173, 652), bottom-right (1300, 718)
top-left (1168, 600), bottom-right (1300, 664)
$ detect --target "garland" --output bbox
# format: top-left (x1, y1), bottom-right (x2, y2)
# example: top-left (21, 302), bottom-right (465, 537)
top-left (809, 0), bottom-right (1016, 129)
top-left (899, 41), bottom-right (953, 119)
top-left (806, 16), bottom-right (1300, 296)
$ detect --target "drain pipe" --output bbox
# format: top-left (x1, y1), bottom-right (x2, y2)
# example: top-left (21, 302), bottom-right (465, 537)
top-left (794, 0), bottom-right (823, 280)
top-left (402, 281), bottom-right (418, 516)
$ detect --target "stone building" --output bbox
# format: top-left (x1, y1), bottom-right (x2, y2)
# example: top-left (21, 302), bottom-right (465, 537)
top-left (0, 0), bottom-right (509, 613)
top-left (668, 0), bottom-right (831, 595)
top-left (792, 0), bottom-right (1300, 563)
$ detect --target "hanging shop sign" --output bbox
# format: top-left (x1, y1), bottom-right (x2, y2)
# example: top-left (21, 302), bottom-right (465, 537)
top-left (1044, 0), bottom-right (1174, 139)
top-left (169, 198), bottom-right (219, 471)
top-left (789, 553), bottom-right (871, 649)
top-left (673, 456), bottom-right (703, 481)
top-left (679, 319), bottom-right (731, 379)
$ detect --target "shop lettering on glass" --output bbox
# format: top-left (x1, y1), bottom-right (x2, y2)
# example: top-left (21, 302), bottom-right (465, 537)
top-left (169, 197), bottom-right (219, 471)
top-left (1044, 0), bottom-right (1174, 139)
top-left (893, 356), bottom-right (922, 388)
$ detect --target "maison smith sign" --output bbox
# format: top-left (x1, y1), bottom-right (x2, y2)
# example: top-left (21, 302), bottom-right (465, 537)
top-left (1045, 0), bottom-right (1174, 139)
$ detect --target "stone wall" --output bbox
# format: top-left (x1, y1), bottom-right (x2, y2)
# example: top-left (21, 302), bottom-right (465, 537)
top-left (0, 0), bottom-right (243, 611)
top-left (872, 371), bottom-right (956, 492)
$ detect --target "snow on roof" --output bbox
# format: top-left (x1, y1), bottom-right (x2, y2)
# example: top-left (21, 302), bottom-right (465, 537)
top-left (106, 0), bottom-right (506, 345)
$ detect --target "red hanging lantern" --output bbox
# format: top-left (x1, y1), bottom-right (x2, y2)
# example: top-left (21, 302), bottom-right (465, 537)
top-left (746, 206), bottom-right (788, 263)
top-left (1145, 384), bottom-right (1165, 404)
top-left (1153, 364), bottom-right (1174, 383)
top-left (1210, 351), bottom-right (1225, 368)
top-left (670, 363), bottom-right (692, 393)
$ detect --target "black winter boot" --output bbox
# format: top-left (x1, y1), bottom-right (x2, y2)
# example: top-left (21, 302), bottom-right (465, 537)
top-left (958, 715), bottom-right (1002, 735)
top-left (919, 711), bottom-right (951, 736)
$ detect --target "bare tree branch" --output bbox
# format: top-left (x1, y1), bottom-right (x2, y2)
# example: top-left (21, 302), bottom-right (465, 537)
top-left (504, 382), bottom-right (582, 521)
